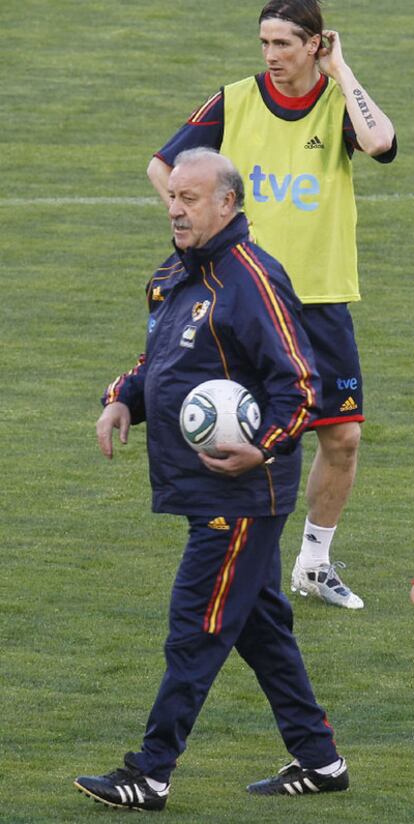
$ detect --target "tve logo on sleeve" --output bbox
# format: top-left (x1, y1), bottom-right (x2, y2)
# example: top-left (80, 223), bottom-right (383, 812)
top-left (249, 165), bottom-right (320, 212)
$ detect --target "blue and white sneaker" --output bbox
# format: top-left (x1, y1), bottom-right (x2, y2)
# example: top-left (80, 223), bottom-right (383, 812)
top-left (291, 557), bottom-right (364, 609)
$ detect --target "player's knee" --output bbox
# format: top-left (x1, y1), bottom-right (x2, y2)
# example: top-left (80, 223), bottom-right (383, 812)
top-left (337, 422), bottom-right (360, 452)
top-left (319, 423), bottom-right (361, 462)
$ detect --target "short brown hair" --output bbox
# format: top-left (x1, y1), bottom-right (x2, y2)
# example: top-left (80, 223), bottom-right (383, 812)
top-left (259, 0), bottom-right (323, 43)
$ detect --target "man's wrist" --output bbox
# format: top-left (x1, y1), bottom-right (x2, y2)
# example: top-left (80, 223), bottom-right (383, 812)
top-left (257, 445), bottom-right (275, 465)
top-left (331, 63), bottom-right (354, 91)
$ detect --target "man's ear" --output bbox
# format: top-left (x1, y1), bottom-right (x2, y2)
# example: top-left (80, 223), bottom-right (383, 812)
top-left (309, 34), bottom-right (321, 55)
top-left (221, 190), bottom-right (237, 215)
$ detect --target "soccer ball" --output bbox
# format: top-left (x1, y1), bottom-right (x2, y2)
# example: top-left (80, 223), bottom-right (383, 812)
top-left (179, 379), bottom-right (261, 456)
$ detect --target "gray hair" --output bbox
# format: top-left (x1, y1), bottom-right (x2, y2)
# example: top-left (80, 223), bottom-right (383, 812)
top-left (173, 147), bottom-right (245, 210)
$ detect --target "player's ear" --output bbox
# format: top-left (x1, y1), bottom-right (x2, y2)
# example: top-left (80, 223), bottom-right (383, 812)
top-left (308, 35), bottom-right (320, 55)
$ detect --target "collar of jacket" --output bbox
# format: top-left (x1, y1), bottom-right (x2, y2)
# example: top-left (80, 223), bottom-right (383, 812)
top-left (173, 212), bottom-right (249, 275)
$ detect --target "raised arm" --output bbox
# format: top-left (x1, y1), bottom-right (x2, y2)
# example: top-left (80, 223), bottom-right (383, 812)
top-left (147, 156), bottom-right (173, 208)
top-left (319, 30), bottom-right (395, 156)
top-left (148, 91), bottom-right (225, 206)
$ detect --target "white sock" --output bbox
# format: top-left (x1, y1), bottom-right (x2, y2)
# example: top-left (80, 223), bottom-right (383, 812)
top-left (298, 517), bottom-right (337, 569)
top-left (145, 777), bottom-right (168, 791)
top-left (314, 758), bottom-right (342, 775)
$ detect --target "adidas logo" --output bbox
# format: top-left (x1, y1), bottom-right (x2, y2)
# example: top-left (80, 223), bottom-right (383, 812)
top-left (304, 134), bottom-right (324, 149)
top-left (340, 396), bottom-right (358, 412)
top-left (304, 533), bottom-right (321, 544)
top-left (208, 517), bottom-right (230, 531)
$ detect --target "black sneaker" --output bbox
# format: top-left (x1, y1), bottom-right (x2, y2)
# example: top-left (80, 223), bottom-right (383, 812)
top-left (74, 752), bottom-right (170, 811)
top-left (247, 757), bottom-right (349, 796)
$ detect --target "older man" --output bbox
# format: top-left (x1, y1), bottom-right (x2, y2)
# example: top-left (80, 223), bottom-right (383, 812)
top-left (74, 149), bottom-right (348, 812)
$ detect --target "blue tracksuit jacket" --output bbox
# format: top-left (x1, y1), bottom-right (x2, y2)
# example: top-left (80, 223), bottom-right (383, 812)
top-left (103, 213), bottom-right (321, 517)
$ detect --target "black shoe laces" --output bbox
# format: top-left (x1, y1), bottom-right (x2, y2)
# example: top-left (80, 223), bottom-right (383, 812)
top-left (103, 766), bottom-right (138, 782)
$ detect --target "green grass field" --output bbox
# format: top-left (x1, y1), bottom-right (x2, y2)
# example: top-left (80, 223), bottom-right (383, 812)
top-left (1, 1), bottom-right (413, 821)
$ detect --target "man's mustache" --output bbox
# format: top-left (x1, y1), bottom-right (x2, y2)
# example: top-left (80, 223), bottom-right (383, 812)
top-left (172, 220), bottom-right (192, 230)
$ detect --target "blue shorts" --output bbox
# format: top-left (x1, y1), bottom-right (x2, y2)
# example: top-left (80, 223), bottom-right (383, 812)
top-left (301, 304), bottom-right (365, 428)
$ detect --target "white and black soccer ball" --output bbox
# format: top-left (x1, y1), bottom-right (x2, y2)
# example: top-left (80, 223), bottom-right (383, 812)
top-left (179, 379), bottom-right (261, 457)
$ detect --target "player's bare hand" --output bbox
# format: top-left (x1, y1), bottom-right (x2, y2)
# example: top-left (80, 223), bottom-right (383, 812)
top-left (199, 443), bottom-right (264, 477)
top-left (96, 401), bottom-right (131, 459)
top-left (318, 30), bottom-right (346, 78)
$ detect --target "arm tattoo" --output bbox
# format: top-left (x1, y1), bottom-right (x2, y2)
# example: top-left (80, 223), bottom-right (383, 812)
top-left (353, 88), bottom-right (376, 129)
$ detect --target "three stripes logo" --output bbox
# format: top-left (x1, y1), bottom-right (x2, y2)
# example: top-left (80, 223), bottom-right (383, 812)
top-left (208, 517), bottom-right (230, 530)
top-left (115, 783), bottom-right (145, 805)
top-left (283, 775), bottom-right (321, 795)
top-left (340, 396), bottom-right (358, 412)
top-left (283, 776), bottom-right (320, 795)
top-left (304, 134), bottom-right (325, 149)
top-left (277, 758), bottom-right (348, 795)
top-left (113, 781), bottom-right (169, 806)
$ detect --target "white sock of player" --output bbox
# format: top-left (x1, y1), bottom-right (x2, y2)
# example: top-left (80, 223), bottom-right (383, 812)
top-left (299, 517), bottom-right (336, 569)
top-left (313, 758), bottom-right (342, 775)
top-left (145, 777), bottom-right (168, 792)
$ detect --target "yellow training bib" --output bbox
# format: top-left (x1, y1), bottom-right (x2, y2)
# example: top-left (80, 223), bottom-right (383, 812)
top-left (221, 76), bottom-right (359, 304)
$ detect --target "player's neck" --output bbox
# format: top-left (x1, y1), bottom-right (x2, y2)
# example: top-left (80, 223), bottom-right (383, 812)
top-left (270, 67), bottom-right (321, 99)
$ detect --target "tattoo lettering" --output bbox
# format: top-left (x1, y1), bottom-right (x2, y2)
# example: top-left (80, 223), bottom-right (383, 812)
top-left (353, 88), bottom-right (376, 129)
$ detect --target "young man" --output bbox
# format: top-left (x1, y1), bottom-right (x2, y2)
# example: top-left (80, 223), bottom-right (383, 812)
top-left (74, 150), bottom-right (349, 812)
top-left (147, 0), bottom-right (397, 609)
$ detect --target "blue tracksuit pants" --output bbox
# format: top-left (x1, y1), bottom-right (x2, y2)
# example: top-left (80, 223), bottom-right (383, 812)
top-left (130, 515), bottom-right (338, 781)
